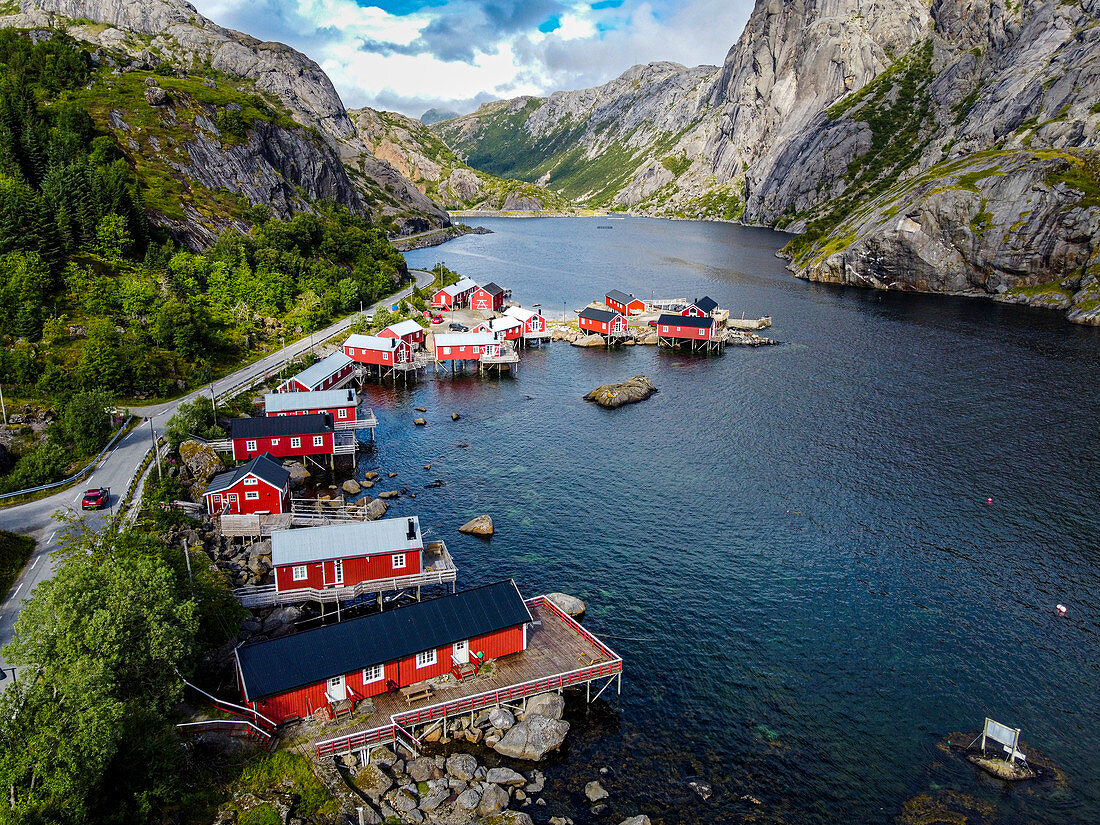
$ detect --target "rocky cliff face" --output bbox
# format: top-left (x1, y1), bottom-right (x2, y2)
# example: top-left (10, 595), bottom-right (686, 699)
top-left (350, 108), bottom-right (568, 213)
top-left (436, 0), bottom-right (1100, 324)
top-left (3, 0), bottom-right (449, 236)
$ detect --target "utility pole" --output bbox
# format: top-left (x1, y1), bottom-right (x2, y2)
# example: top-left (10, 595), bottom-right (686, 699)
top-left (0, 381), bottom-right (6, 425)
top-left (182, 538), bottom-right (193, 585)
top-left (149, 418), bottom-right (162, 481)
top-left (209, 384), bottom-right (217, 417)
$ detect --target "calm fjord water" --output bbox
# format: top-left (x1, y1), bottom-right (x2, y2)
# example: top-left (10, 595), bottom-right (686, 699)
top-left (385, 217), bottom-right (1097, 824)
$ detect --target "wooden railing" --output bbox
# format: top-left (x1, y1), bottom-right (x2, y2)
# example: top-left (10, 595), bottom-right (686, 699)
top-left (177, 718), bottom-right (275, 747)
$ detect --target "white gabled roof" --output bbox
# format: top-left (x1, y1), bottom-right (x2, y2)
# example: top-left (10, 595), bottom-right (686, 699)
top-left (271, 517), bottom-right (423, 566)
top-left (434, 332), bottom-right (498, 348)
top-left (383, 319), bottom-right (425, 338)
top-left (487, 316), bottom-right (523, 333)
top-left (504, 306), bottom-right (537, 322)
top-left (344, 333), bottom-right (399, 351)
top-left (265, 388), bottom-right (356, 413)
top-left (289, 351), bottom-right (353, 388)
top-left (438, 277), bottom-right (478, 297)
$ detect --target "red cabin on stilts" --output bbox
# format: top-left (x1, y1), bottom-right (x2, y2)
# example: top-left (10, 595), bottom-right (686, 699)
top-left (203, 453), bottom-right (290, 516)
top-left (469, 283), bottom-right (505, 312)
top-left (230, 414), bottom-right (335, 461)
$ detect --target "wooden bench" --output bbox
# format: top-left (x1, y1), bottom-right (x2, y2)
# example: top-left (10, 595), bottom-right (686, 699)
top-left (400, 683), bottom-right (433, 706)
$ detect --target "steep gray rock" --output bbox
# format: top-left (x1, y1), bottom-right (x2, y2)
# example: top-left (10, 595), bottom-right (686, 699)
top-left (6, 0), bottom-right (449, 232)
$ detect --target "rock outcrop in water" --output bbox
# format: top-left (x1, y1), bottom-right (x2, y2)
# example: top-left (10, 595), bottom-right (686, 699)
top-left (584, 376), bottom-right (658, 409)
top-left (436, 0), bottom-right (1100, 324)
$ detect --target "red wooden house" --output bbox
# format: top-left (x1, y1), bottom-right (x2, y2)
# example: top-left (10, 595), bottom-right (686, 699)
top-left (578, 306), bottom-right (627, 337)
top-left (279, 351), bottom-right (355, 393)
top-left (503, 306), bottom-right (548, 337)
top-left (430, 277), bottom-right (478, 309)
top-left (469, 282), bottom-right (505, 312)
top-left (204, 453), bottom-right (290, 516)
top-left (234, 580), bottom-right (534, 723)
top-left (378, 320), bottom-right (426, 349)
top-left (657, 313), bottom-right (716, 341)
top-left (271, 517), bottom-right (426, 594)
top-left (343, 333), bottom-right (413, 367)
top-left (473, 316), bottom-right (522, 341)
top-left (231, 414), bottom-right (334, 461)
top-left (682, 296), bottom-right (719, 318)
top-left (433, 331), bottom-right (499, 361)
top-left (264, 388), bottom-right (357, 424)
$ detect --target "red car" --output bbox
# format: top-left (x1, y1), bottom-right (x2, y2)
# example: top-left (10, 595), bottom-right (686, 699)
top-left (431, 314), bottom-right (444, 324)
top-left (82, 487), bottom-right (110, 510)
top-left (648, 319), bottom-right (658, 327)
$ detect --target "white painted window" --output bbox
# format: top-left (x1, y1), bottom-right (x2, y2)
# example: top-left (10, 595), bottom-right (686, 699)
top-left (245, 491), bottom-right (259, 501)
top-left (291, 437), bottom-right (301, 449)
top-left (313, 435), bottom-right (324, 447)
top-left (383, 352), bottom-right (389, 361)
top-left (292, 565), bottom-right (307, 581)
top-left (362, 663), bottom-right (384, 684)
top-left (443, 347), bottom-right (451, 355)
top-left (245, 440), bottom-right (257, 451)
top-left (392, 553), bottom-right (406, 570)
top-left (271, 438), bottom-right (280, 446)
top-left (676, 326), bottom-right (682, 332)
top-left (243, 478), bottom-right (258, 485)
top-left (416, 649), bottom-right (437, 668)
top-left (661, 326), bottom-right (668, 333)
top-left (333, 559), bottom-right (343, 584)
top-left (338, 408), bottom-right (348, 419)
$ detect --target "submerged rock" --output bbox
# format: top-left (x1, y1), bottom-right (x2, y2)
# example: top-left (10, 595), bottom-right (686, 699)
top-left (493, 715), bottom-right (569, 760)
top-left (584, 375), bottom-right (657, 409)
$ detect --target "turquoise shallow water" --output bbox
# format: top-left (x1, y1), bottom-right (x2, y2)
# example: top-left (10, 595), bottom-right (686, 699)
top-left (352, 217), bottom-right (1100, 824)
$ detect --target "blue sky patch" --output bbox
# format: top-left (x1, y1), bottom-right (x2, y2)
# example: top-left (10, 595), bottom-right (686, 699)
top-left (591, 0), bottom-right (624, 9)
top-left (357, 0), bottom-right (448, 15)
top-left (538, 15), bottom-right (562, 33)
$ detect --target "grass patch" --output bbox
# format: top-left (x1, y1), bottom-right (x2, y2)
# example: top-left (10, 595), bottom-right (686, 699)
top-left (1045, 150), bottom-right (1100, 209)
top-left (0, 531), bottom-right (33, 597)
top-left (236, 751), bottom-right (337, 818)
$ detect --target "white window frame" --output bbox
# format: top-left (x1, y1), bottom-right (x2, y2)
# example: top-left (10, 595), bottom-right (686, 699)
top-left (676, 326), bottom-right (682, 332)
top-left (291, 437), bottom-right (301, 449)
top-left (392, 553), bottom-right (406, 570)
top-left (443, 347), bottom-right (451, 355)
top-left (243, 477), bottom-right (258, 485)
top-left (271, 438), bottom-right (280, 446)
top-left (313, 435), bottom-right (324, 447)
top-left (338, 408), bottom-right (348, 419)
top-left (415, 649), bottom-right (437, 668)
top-left (245, 440), bottom-right (257, 451)
top-left (333, 558), bottom-right (343, 584)
top-left (245, 491), bottom-right (259, 501)
top-left (292, 565), bottom-right (307, 581)
top-left (362, 663), bottom-right (384, 684)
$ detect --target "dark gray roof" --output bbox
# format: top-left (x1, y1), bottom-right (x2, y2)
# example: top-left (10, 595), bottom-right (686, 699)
top-left (657, 313), bottom-right (714, 328)
top-left (231, 413), bottom-right (333, 440)
top-left (236, 580), bottom-right (533, 701)
top-left (579, 306), bottom-right (618, 323)
top-left (206, 453), bottom-right (290, 495)
top-left (605, 289), bottom-right (633, 304)
top-left (692, 296), bottom-right (719, 313)
top-left (480, 282), bottom-right (505, 296)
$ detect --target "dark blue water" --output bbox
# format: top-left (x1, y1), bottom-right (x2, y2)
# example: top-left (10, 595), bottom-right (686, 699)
top-left (359, 217), bottom-right (1099, 824)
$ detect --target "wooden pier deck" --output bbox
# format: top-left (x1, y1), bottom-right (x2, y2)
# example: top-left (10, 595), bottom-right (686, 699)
top-left (311, 598), bottom-right (622, 756)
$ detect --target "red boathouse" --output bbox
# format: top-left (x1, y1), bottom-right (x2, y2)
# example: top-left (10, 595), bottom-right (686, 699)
top-left (230, 414), bottom-right (335, 461)
top-left (378, 320), bottom-right (426, 349)
top-left (271, 517), bottom-right (426, 594)
top-left (234, 580), bottom-right (534, 723)
top-left (343, 333), bottom-right (413, 367)
top-left (578, 306), bottom-right (627, 338)
top-left (469, 283), bottom-right (505, 312)
top-left (430, 277), bottom-right (478, 309)
top-left (279, 351), bottom-right (355, 393)
top-left (203, 453), bottom-right (290, 516)
top-left (682, 296), bottom-right (719, 318)
top-left (473, 316), bottom-right (523, 341)
top-left (264, 388), bottom-right (357, 423)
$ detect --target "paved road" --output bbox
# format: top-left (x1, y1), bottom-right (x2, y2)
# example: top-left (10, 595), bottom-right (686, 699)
top-left (0, 269), bottom-right (434, 680)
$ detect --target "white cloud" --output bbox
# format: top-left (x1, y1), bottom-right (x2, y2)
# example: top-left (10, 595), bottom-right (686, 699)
top-left (188, 0), bottom-right (756, 118)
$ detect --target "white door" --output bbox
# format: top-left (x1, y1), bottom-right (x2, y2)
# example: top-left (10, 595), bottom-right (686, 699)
top-left (328, 674), bottom-right (346, 701)
top-left (453, 639), bottom-right (469, 664)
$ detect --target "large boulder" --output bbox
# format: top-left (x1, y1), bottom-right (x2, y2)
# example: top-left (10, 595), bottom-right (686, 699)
top-left (546, 593), bottom-right (586, 619)
top-left (446, 753), bottom-right (478, 781)
top-left (475, 812), bottom-right (534, 825)
top-left (525, 693), bottom-right (565, 721)
top-left (571, 333), bottom-right (608, 347)
top-left (353, 764), bottom-right (394, 800)
top-left (488, 708), bottom-right (515, 731)
top-left (492, 715), bottom-right (570, 761)
top-left (585, 781), bottom-right (609, 802)
top-left (619, 818), bottom-right (652, 825)
top-left (342, 479), bottom-right (361, 495)
top-left (477, 783), bottom-right (510, 817)
top-left (486, 767), bottom-right (526, 787)
top-left (178, 440), bottom-right (225, 484)
top-left (458, 515), bottom-right (494, 536)
top-left (286, 462), bottom-right (310, 490)
top-left (408, 756), bottom-right (436, 782)
top-left (363, 498), bottom-right (389, 520)
top-left (583, 375), bottom-right (657, 409)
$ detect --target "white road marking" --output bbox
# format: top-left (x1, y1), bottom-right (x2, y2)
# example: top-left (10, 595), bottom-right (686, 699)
top-left (47, 531), bottom-right (56, 544)
top-left (11, 584), bottom-right (21, 597)
top-left (29, 557), bottom-right (39, 570)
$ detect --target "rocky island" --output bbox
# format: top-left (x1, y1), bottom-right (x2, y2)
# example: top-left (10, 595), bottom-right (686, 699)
top-left (584, 376), bottom-right (658, 409)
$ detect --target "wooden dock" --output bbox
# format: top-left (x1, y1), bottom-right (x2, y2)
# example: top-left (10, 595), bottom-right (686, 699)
top-left (311, 598), bottom-right (622, 757)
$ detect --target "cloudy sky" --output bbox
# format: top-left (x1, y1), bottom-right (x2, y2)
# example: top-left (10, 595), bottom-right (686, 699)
top-left (190, 0), bottom-right (755, 118)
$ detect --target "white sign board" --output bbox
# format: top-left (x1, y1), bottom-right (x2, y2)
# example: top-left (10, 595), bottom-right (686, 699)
top-left (983, 718), bottom-right (1022, 761)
